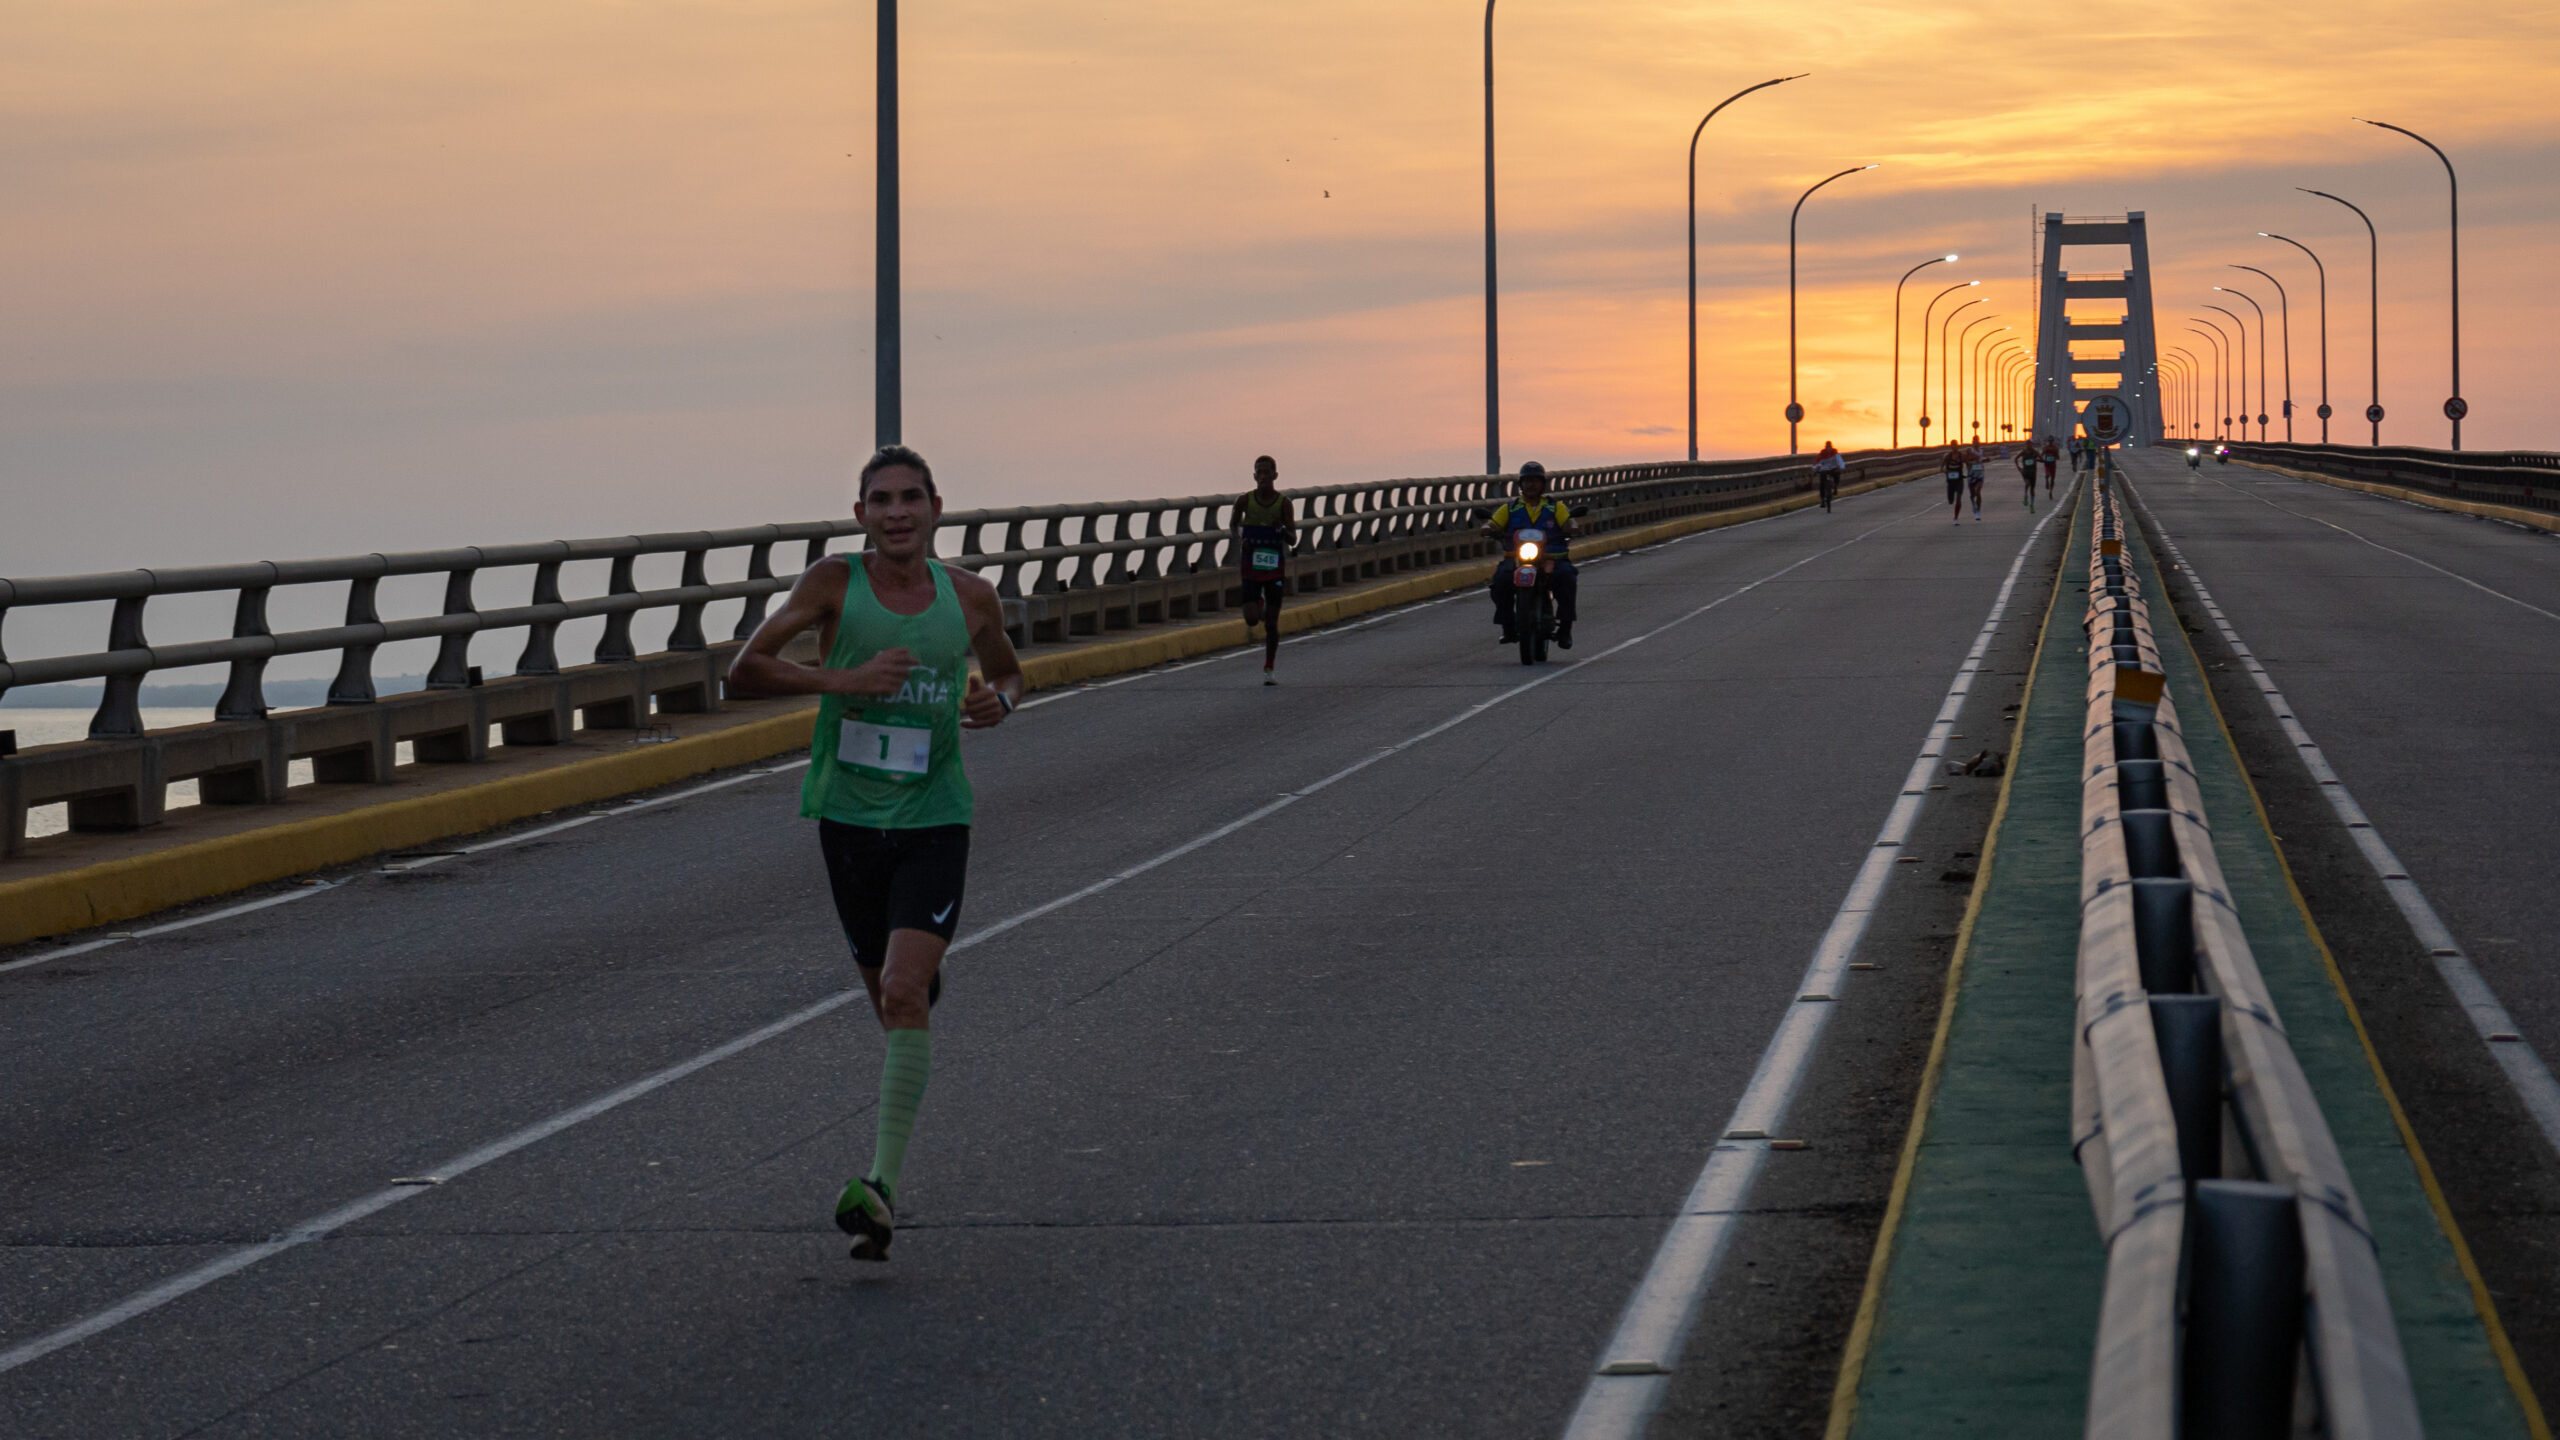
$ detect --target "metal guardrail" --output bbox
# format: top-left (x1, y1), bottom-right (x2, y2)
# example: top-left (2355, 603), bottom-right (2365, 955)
top-left (2228, 440), bottom-right (2560, 514)
top-left (0, 448), bottom-right (1937, 853)
top-left (2073, 466), bottom-right (2419, 1439)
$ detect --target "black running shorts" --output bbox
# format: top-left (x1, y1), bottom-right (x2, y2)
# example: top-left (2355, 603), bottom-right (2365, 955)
top-left (1242, 575), bottom-right (1286, 610)
top-left (1945, 474), bottom-right (1964, 503)
top-left (817, 820), bottom-right (971, 967)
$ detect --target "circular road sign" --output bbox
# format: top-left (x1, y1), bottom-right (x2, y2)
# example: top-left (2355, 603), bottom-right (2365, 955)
top-left (1917, 414), bottom-right (1932, 427)
top-left (1784, 402), bottom-right (1805, 424)
top-left (2318, 403), bottom-right (2334, 420)
top-left (2444, 396), bottom-right (2469, 421)
top-left (2256, 413), bottom-right (2269, 427)
top-left (2084, 394), bottom-right (2131, 443)
top-left (2366, 403), bottom-right (2386, 424)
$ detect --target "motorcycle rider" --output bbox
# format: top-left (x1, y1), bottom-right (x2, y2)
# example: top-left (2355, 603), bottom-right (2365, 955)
top-left (1485, 461), bottom-right (1578, 650)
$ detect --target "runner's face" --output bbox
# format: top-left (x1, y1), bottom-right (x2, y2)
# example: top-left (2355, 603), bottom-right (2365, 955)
top-left (855, 466), bottom-right (941, 560)
top-left (1254, 462), bottom-right (1277, 489)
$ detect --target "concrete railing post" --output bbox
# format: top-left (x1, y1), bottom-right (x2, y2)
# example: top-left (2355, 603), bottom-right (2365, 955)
top-left (668, 547), bottom-right (710, 651)
top-left (91, 594), bottom-right (149, 739)
top-left (428, 564), bottom-right (478, 688)
top-left (216, 580), bottom-right (274, 720)
top-left (326, 572), bottom-right (381, 706)
top-left (595, 554), bottom-right (639, 664)
top-left (517, 559), bottom-right (564, 675)
top-left (733, 542), bottom-right (776, 639)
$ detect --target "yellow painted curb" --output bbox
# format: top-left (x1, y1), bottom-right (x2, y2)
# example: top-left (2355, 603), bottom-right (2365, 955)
top-left (1, 468), bottom-right (1921, 948)
top-left (2238, 461), bottom-right (2560, 534)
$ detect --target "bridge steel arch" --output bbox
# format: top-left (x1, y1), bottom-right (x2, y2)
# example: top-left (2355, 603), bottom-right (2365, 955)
top-left (2032, 211), bottom-right (2165, 446)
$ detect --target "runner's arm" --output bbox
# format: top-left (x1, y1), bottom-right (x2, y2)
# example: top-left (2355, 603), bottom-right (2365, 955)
top-left (951, 568), bottom-right (1025, 729)
top-left (725, 558), bottom-right (913, 699)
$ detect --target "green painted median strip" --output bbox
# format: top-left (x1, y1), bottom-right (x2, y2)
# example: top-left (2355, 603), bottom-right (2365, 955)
top-left (1838, 486), bottom-right (2100, 1438)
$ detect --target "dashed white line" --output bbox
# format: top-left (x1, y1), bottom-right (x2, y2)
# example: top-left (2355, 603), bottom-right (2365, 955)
top-left (2131, 473), bottom-right (2560, 1163)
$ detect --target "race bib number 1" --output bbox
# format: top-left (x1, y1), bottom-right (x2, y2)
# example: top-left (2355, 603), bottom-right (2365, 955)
top-left (841, 718), bottom-right (932, 781)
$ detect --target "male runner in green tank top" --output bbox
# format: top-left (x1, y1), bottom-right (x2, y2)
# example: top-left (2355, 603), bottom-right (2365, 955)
top-left (728, 444), bottom-right (1024, 1262)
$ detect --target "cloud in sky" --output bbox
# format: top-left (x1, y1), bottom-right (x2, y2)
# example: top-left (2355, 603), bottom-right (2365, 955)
top-left (3, 0), bottom-right (2555, 583)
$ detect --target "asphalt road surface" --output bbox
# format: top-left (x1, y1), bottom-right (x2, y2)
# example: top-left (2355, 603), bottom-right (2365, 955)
top-left (1, 474), bottom-right (2070, 1439)
top-left (2127, 450), bottom-right (2560, 1405)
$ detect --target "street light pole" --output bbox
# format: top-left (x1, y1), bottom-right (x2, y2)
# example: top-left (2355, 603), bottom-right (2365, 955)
top-left (1993, 346), bottom-right (2025, 439)
top-left (1916, 281), bottom-right (1977, 448)
top-left (2160, 353), bottom-right (2186, 436)
top-left (2231, 266), bottom-right (2293, 442)
top-left (2189, 321), bottom-right (2231, 438)
top-left (1955, 310), bottom-right (1996, 445)
top-left (2260, 233), bottom-right (2328, 441)
top-left (1963, 322), bottom-right (2007, 441)
top-left (2205, 304), bottom-right (2251, 442)
top-left (1482, 0), bottom-right (1500, 474)
top-left (2212, 288), bottom-right (2269, 439)
top-left (1943, 303), bottom-right (1989, 448)
top-left (2301, 188), bottom-right (2382, 447)
top-left (2360, 119), bottom-right (2462, 448)
top-left (1686, 74), bottom-right (1806, 463)
top-left (1891, 254), bottom-right (1957, 449)
top-left (874, 0), bottom-right (901, 447)
top-left (2168, 350), bottom-right (2199, 436)
top-left (1786, 164), bottom-right (1877, 453)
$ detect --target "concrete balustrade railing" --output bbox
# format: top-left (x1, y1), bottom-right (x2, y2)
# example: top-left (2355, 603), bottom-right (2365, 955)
top-left (2224, 440), bottom-right (2559, 514)
top-left (2072, 467), bottom-right (2419, 1440)
top-left (0, 448), bottom-right (1932, 853)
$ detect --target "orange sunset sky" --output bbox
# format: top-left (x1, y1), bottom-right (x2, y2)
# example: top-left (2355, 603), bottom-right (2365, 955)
top-left (4, 0), bottom-right (2555, 579)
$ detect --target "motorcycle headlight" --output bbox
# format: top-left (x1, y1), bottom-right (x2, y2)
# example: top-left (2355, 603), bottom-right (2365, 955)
top-left (2186, 448), bottom-right (2199, 457)
top-left (1517, 541), bottom-right (1541, 562)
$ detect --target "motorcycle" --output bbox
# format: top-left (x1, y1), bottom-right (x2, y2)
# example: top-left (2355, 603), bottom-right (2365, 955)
top-left (1508, 529), bottom-right (1557, 666)
top-left (2214, 443), bottom-right (2230, 465)
top-left (2185, 446), bottom-right (2202, 471)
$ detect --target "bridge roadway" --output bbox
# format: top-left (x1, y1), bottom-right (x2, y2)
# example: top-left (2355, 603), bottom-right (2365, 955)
top-left (2, 477), bottom-right (2065, 1437)
top-left (2124, 449), bottom-right (2560, 1404)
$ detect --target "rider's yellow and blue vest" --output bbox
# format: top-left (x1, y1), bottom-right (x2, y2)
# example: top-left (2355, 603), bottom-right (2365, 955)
top-left (1490, 498), bottom-right (1572, 555)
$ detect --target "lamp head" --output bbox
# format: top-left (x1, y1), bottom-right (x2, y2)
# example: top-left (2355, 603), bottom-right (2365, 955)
top-left (1945, 253), bottom-right (1960, 262)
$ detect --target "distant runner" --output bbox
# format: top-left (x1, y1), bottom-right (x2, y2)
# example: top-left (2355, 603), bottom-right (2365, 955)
top-left (727, 444), bottom-right (1025, 1263)
top-left (2039, 436), bottom-right (2060, 496)
top-left (1964, 444), bottom-right (1986, 521)
top-left (2013, 442), bottom-right (2039, 510)
top-left (1941, 446), bottom-right (1966, 526)
top-left (1233, 456), bottom-right (1297, 686)
top-left (1812, 441), bottom-right (1845, 513)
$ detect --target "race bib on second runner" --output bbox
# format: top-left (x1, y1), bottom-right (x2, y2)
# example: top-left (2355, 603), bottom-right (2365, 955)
top-left (1249, 546), bottom-right (1283, 574)
top-left (841, 717), bottom-right (932, 782)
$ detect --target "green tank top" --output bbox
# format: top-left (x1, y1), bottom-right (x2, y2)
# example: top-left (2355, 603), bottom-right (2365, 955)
top-left (799, 558), bottom-right (975, 829)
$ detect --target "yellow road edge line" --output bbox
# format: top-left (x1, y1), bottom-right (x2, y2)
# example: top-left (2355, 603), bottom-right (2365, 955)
top-left (2236, 461), bottom-right (2560, 534)
top-left (1, 472), bottom-right (1924, 949)
top-left (1822, 482), bottom-right (2077, 1440)
top-left (2137, 482), bottom-right (2553, 1440)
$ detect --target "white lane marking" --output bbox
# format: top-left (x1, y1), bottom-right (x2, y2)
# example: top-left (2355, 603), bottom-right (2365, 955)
top-left (1562, 480), bottom-right (2078, 1440)
top-left (2132, 473), bottom-right (2560, 1163)
top-left (2213, 472), bottom-right (2560, 623)
top-left (0, 496), bottom-right (1933, 1377)
top-left (0, 761), bottom-right (821, 978)
top-left (0, 882), bottom-right (348, 976)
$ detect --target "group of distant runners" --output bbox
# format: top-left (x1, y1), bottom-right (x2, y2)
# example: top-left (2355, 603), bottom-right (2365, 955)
top-left (730, 426), bottom-right (2104, 1266)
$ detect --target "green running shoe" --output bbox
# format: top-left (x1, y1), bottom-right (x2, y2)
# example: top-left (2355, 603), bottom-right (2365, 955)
top-left (834, 1176), bottom-right (895, 1262)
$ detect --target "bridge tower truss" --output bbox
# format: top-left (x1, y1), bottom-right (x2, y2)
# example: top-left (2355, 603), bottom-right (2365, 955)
top-left (2032, 211), bottom-right (2163, 447)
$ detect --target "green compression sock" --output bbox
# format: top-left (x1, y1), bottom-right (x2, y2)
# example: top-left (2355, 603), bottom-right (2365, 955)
top-left (868, 1028), bottom-right (933, 1199)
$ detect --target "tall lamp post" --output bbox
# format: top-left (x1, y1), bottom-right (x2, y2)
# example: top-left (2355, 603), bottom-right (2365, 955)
top-left (1965, 323), bottom-right (2009, 441)
top-left (2189, 321), bottom-right (2231, 438)
top-left (1686, 75), bottom-right (1806, 462)
top-left (2212, 288), bottom-right (2269, 439)
top-left (1917, 281), bottom-right (1979, 447)
top-left (2231, 266), bottom-right (2293, 442)
top-left (1891, 254), bottom-right (1958, 449)
top-left (874, 0), bottom-right (902, 447)
top-left (1993, 347), bottom-right (2026, 439)
top-left (1953, 312), bottom-right (2000, 448)
top-left (2205, 303), bottom-right (2252, 441)
top-left (2159, 354), bottom-right (2183, 436)
top-left (2301, 188), bottom-right (2382, 446)
top-left (2166, 351), bottom-right (2198, 436)
top-left (1938, 300), bottom-right (1986, 448)
top-left (2360, 119), bottom-right (2463, 448)
top-left (2260, 233), bottom-right (2328, 442)
top-left (1786, 164), bottom-right (1878, 453)
top-left (2174, 346), bottom-right (2205, 436)
top-left (1482, 0), bottom-right (1500, 473)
